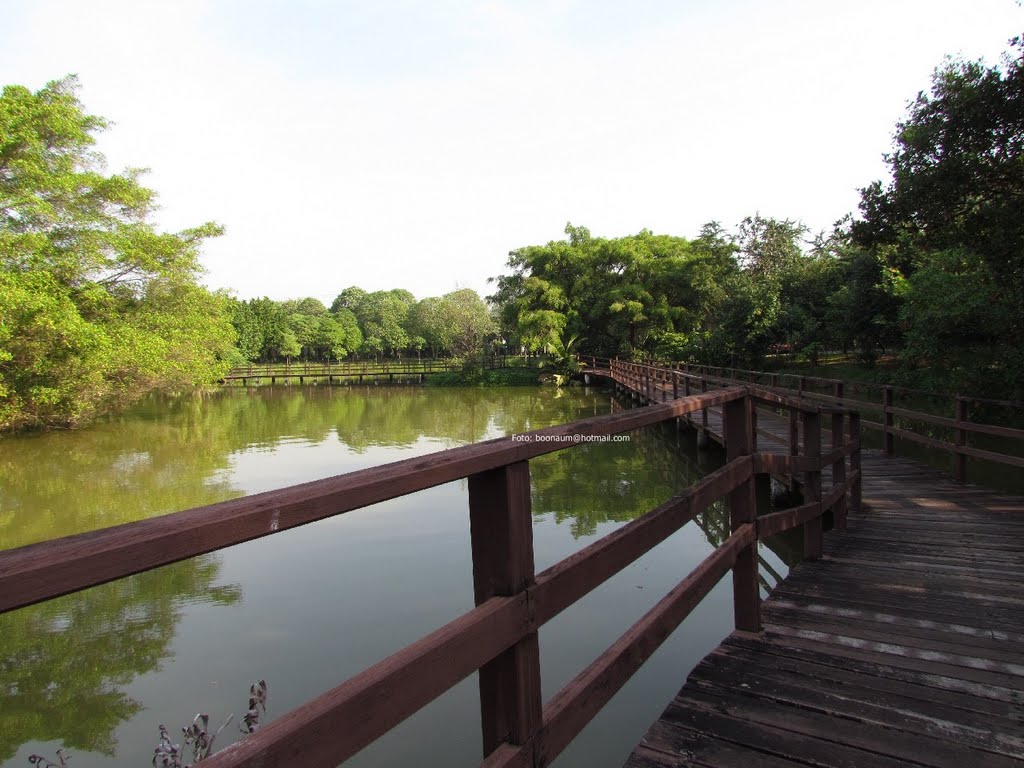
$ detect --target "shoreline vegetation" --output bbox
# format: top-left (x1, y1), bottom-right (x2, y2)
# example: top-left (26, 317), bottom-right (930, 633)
top-left (2, 39), bottom-right (1022, 433)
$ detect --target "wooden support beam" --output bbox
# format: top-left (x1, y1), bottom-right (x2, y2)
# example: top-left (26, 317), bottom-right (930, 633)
top-left (884, 386), bottom-right (894, 455)
top-left (802, 411), bottom-right (823, 559)
top-left (468, 462), bottom-right (542, 756)
top-left (848, 412), bottom-right (861, 513)
top-left (831, 411), bottom-right (847, 530)
top-left (724, 396), bottom-right (760, 633)
top-left (955, 397), bottom-right (968, 484)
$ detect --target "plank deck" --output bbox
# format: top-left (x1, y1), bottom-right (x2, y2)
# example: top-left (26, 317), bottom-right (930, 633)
top-left (592, 369), bottom-right (1024, 767)
top-left (623, 451), bottom-right (1024, 767)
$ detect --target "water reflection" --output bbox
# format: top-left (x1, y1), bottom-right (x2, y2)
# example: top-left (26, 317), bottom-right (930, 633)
top-left (0, 557), bottom-right (240, 763)
top-left (0, 384), bottom-right (769, 766)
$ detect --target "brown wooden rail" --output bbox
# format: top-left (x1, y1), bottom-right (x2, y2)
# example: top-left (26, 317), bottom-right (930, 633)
top-left (221, 355), bottom-right (527, 382)
top-left (582, 355), bottom-right (1023, 484)
top-left (0, 382), bottom-right (860, 767)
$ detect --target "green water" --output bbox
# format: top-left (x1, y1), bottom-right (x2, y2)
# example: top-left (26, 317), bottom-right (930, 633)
top-left (0, 385), bottom-right (787, 767)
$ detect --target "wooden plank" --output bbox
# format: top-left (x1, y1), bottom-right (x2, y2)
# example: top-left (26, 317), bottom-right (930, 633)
top-left (668, 686), bottom-right (1023, 768)
top-left (628, 718), bottom-right (873, 768)
top-left (723, 632), bottom-right (1024, 706)
top-left (711, 640), bottom-right (1022, 722)
top-left (761, 608), bottom-right (1024, 667)
top-left (686, 662), bottom-right (1024, 760)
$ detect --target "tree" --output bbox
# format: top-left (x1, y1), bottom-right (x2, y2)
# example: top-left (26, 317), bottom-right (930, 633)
top-left (356, 291), bottom-right (410, 357)
top-left (0, 76), bottom-right (233, 430)
top-left (408, 297), bottom-right (450, 357)
top-left (851, 39), bottom-right (1024, 391)
top-left (330, 286), bottom-right (368, 315)
top-left (853, 40), bottom-right (1024, 281)
top-left (438, 288), bottom-right (495, 360)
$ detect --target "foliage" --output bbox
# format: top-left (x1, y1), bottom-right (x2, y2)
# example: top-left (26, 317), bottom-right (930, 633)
top-left (425, 366), bottom-right (541, 387)
top-left (482, 40), bottom-right (1024, 396)
top-left (541, 331), bottom-right (582, 382)
top-left (852, 39), bottom-right (1024, 393)
top-left (27, 682), bottom-right (266, 768)
top-left (0, 76), bottom-right (233, 430)
top-left (489, 221), bottom-right (789, 367)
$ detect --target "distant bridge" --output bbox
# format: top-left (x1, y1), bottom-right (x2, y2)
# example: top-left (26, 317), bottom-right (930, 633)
top-left (219, 355), bottom-right (524, 384)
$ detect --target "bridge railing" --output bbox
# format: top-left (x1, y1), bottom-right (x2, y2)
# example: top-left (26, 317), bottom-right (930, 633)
top-left (222, 355), bottom-right (534, 380)
top-left (581, 355), bottom-right (1023, 484)
top-left (0, 381), bottom-right (860, 768)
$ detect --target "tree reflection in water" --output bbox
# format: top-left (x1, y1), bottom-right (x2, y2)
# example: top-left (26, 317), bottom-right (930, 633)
top-left (0, 557), bottom-right (240, 762)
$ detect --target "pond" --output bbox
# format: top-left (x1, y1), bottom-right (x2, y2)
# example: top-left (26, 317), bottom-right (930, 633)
top-left (0, 384), bottom-right (790, 767)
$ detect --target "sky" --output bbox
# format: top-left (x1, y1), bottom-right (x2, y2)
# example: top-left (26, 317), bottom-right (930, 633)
top-left (2, 0), bottom-right (1021, 304)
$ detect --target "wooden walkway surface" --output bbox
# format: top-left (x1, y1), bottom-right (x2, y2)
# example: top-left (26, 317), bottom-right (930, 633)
top-left (625, 451), bottom-right (1024, 767)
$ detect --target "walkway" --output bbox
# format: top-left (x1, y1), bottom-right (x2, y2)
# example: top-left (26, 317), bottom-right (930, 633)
top-left (592, 365), bottom-right (1024, 767)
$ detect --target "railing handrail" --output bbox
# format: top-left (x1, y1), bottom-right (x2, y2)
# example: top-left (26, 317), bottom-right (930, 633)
top-left (223, 355), bottom-right (539, 379)
top-left (580, 356), bottom-right (1024, 479)
top-left (580, 354), bottom-right (1023, 408)
top-left (0, 379), bottom-right (860, 768)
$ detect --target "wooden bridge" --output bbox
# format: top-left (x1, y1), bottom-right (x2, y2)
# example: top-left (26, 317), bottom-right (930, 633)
top-left (584, 358), bottom-right (1024, 767)
top-left (220, 355), bottom-right (522, 384)
top-left (1, 358), bottom-right (1021, 767)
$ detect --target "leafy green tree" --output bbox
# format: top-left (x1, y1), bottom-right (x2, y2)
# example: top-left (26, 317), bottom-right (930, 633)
top-left (286, 312), bottom-right (318, 360)
top-left (357, 291), bottom-right (410, 357)
top-left (408, 296), bottom-right (451, 357)
top-left (827, 247), bottom-right (904, 364)
top-left (275, 330), bottom-right (301, 363)
top-left (851, 40), bottom-right (1024, 391)
top-left (438, 288), bottom-right (495, 359)
top-left (330, 286), bottom-right (368, 316)
top-left (331, 307), bottom-right (363, 358)
top-left (0, 76), bottom-right (233, 430)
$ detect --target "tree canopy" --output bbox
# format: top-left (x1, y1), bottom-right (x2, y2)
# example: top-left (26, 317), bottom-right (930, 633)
top-left (0, 76), bottom-right (235, 430)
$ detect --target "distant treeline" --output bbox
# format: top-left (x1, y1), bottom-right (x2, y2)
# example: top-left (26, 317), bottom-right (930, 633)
top-left (228, 286), bottom-right (495, 364)
top-left (2, 40), bottom-right (1020, 430)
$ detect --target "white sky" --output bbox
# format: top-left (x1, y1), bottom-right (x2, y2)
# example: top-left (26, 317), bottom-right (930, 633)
top-left (2, 1), bottom-right (1020, 304)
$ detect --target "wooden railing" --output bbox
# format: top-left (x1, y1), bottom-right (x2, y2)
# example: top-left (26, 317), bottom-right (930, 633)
top-left (0, 383), bottom-right (860, 767)
top-left (222, 355), bottom-right (529, 381)
top-left (581, 355), bottom-right (1024, 483)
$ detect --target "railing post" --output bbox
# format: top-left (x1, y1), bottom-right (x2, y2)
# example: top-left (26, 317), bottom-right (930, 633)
top-left (955, 397), bottom-right (968, 483)
top-left (883, 386), bottom-right (895, 455)
top-left (724, 393), bottom-right (760, 632)
top-left (799, 377), bottom-right (806, 397)
top-left (672, 371), bottom-right (679, 400)
top-left (750, 400), bottom-right (758, 452)
top-left (750, 398), bottom-right (772, 519)
top-left (833, 382), bottom-right (843, 404)
top-left (831, 411), bottom-right (847, 530)
top-left (467, 461), bottom-right (542, 755)
top-left (700, 378), bottom-right (709, 433)
top-left (803, 411), bottom-right (823, 559)
top-left (849, 412), bottom-right (862, 514)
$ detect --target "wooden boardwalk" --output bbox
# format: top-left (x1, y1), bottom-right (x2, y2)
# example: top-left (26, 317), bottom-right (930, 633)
top-left (601, 368), bottom-right (1024, 767)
